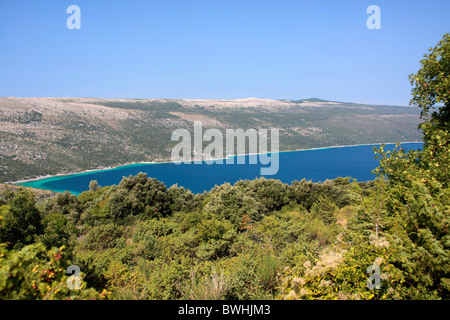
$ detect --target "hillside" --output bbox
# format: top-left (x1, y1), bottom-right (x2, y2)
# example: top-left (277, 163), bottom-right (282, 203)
top-left (0, 183), bottom-right (58, 203)
top-left (0, 97), bottom-right (422, 183)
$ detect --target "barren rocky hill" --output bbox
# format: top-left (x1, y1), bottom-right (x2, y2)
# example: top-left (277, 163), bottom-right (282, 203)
top-left (0, 97), bottom-right (422, 183)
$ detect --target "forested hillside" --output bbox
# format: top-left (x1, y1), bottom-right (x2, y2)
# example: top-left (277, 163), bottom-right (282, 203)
top-left (0, 34), bottom-right (448, 301)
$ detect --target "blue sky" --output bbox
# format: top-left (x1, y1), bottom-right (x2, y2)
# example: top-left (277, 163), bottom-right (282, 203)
top-left (0, 0), bottom-right (449, 105)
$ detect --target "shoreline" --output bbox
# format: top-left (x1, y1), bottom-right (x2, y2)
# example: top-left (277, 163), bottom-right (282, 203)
top-left (285, 140), bottom-right (423, 153)
top-left (8, 141), bottom-right (423, 185)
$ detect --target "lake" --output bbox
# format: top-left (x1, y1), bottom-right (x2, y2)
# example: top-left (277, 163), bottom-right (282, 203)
top-left (17, 142), bottom-right (423, 195)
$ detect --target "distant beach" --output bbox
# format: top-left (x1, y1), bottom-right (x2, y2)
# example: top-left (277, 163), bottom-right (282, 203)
top-left (13, 141), bottom-right (424, 195)
top-left (9, 141), bottom-right (423, 185)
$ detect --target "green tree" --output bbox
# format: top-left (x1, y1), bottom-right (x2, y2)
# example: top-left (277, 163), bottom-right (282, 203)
top-left (235, 178), bottom-right (289, 212)
top-left (310, 195), bottom-right (338, 225)
top-left (0, 188), bottom-right (43, 250)
top-left (203, 184), bottom-right (263, 225)
top-left (409, 33), bottom-right (450, 136)
top-left (109, 188), bottom-right (139, 221)
top-left (82, 223), bottom-right (124, 251)
top-left (367, 34), bottom-right (450, 298)
top-left (288, 179), bottom-right (320, 210)
top-left (43, 191), bottom-right (81, 223)
top-left (119, 173), bottom-right (172, 218)
top-left (278, 34), bottom-right (450, 300)
top-left (39, 213), bottom-right (77, 253)
top-left (168, 184), bottom-right (199, 213)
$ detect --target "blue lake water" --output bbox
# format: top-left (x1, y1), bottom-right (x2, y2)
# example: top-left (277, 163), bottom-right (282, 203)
top-left (17, 142), bottom-right (423, 195)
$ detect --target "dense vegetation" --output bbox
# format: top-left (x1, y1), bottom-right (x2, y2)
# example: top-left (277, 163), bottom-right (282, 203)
top-left (0, 34), bottom-right (448, 300)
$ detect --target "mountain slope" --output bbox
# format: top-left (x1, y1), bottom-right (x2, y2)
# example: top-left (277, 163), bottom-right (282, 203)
top-left (0, 97), bottom-right (422, 182)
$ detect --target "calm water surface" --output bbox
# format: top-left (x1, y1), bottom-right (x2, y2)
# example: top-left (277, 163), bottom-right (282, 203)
top-left (18, 143), bottom-right (423, 195)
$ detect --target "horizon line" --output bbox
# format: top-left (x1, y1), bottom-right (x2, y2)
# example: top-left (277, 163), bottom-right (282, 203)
top-left (0, 96), bottom-right (412, 107)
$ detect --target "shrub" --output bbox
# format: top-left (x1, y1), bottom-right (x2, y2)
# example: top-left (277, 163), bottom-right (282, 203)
top-left (0, 188), bottom-right (43, 250)
top-left (0, 242), bottom-right (106, 300)
top-left (82, 223), bottom-right (123, 251)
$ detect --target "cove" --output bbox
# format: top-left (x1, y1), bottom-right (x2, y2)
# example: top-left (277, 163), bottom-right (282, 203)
top-left (16, 142), bottom-right (423, 195)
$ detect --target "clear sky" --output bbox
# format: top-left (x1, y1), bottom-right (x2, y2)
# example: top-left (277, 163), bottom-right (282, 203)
top-left (0, 0), bottom-right (449, 105)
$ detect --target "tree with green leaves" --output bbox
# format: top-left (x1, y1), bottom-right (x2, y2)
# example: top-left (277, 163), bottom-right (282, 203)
top-left (356, 34), bottom-right (450, 298)
top-left (279, 34), bottom-right (450, 300)
top-left (0, 188), bottom-right (43, 250)
top-left (409, 33), bottom-right (449, 135)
